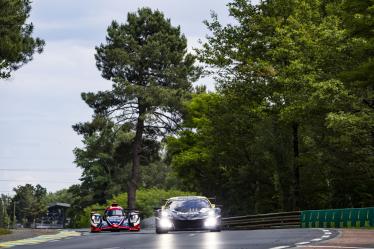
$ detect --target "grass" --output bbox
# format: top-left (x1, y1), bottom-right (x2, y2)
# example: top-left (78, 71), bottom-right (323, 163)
top-left (0, 228), bottom-right (11, 235)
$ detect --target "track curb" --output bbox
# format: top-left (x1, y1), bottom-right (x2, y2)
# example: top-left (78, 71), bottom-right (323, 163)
top-left (0, 230), bottom-right (81, 248)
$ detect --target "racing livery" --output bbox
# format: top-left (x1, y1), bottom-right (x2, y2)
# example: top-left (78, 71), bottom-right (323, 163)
top-left (90, 203), bottom-right (140, 232)
top-left (154, 196), bottom-right (221, 234)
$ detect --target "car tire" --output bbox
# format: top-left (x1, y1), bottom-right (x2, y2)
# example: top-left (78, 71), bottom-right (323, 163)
top-left (156, 227), bottom-right (168, 234)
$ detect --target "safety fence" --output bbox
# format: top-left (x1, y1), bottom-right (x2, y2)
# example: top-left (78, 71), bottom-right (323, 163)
top-left (222, 211), bottom-right (301, 230)
top-left (301, 207), bottom-right (374, 228)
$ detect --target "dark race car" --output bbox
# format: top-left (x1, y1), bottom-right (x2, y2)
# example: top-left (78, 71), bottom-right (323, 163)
top-left (154, 196), bottom-right (221, 234)
top-left (90, 203), bottom-right (140, 232)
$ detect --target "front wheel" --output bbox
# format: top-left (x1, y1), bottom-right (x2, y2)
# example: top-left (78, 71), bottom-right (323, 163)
top-left (156, 227), bottom-right (168, 234)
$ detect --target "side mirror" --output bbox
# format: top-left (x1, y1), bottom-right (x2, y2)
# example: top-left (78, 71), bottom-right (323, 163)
top-left (211, 204), bottom-right (216, 208)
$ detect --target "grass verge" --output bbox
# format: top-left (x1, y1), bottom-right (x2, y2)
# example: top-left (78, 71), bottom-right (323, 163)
top-left (0, 228), bottom-right (11, 235)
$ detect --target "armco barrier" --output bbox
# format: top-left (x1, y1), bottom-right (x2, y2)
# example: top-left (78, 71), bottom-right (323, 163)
top-left (222, 211), bottom-right (301, 230)
top-left (301, 207), bottom-right (374, 228)
top-left (222, 207), bottom-right (374, 230)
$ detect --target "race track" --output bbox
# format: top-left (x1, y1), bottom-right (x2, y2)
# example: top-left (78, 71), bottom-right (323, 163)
top-left (5, 228), bottom-right (338, 249)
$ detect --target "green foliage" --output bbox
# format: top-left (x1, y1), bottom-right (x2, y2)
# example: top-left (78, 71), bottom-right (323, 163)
top-left (72, 115), bottom-right (181, 208)
top-left (75, 7), bottom-right (201, 209)
top-left (75, 188), bottom-right (197, 228)
top-left (0, 0), bottom-right (44, 78)
top-left (12, 184), bottom-right (47, 227)
top-left (0, 228), bottom-right (11, 235)
top-left (93, 7), bottom-right (200, 134)
top-left (168, 93), bottom-right (280, 214)
top-left (73, 118), bottom-right (133, 206)
top-left (167, 0), bottom-right (373, 215)
top-left (0, 195), bottom-right (11, 228)
top-left (45, 188), bottom-right (76, 206)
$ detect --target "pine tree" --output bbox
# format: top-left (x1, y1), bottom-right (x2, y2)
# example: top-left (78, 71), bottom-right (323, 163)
top-left (81, 8), bottom-right (200, 208)
top-left (0, 0), bottom-right (44, 79)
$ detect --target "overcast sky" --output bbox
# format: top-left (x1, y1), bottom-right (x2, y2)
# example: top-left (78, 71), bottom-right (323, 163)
top-left (0, 0), bottom-right (240, 194)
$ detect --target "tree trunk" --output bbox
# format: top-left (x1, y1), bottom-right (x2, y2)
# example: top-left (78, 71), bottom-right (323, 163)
top-left (127, 111), bottom-right (145, 209)
top-left (292, 122), bottom-right (300, 210)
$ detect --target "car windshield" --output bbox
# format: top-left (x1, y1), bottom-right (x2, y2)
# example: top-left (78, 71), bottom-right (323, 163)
top-left (167, 199), bottom-right (211, 212)
top-left (105, 209), bottom-right (124, 216)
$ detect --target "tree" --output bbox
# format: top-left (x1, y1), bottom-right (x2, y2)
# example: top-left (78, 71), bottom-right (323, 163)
top-left (167, 0), bottom-right (374, 214)
top-left (73, 115), bottom-right (165, 206)
top-left (12, 184), bottom-right (47, 227)
top-left (322, 0), bottom-right (374, 207)
top-left (81, 8), bottom-right (200, 208)
top-left (0, 0), bottom-right (44, 79)
top-left (167, 92), bottom-right (281, 215)
top-left (0, 195), bottom-right (11, 228)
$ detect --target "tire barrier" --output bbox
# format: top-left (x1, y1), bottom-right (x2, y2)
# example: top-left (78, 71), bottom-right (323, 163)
top-left (301, 207), bottom-right (374, 228)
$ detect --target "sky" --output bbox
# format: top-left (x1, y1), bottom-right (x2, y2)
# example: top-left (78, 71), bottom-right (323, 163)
top-left (0, 0), bottom-right (242, 194)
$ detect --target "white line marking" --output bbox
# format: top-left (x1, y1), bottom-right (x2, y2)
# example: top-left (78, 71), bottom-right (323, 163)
top-left (189, 234), bottom-right (196, 237)
top-left (269, 246), bottom-right (290, 249)
top-left (322, 229), bottom-right (330, 232)
top-left (311, 238), bottom-right (322, 241)
top-left (324, 232), bottom-right (332, 235)
top-left (297, 246), bottom-right (374, 249)
top-left (322, 235), bottom-right (330, 238)
top-left (296, 242), bottom-right (311, 245)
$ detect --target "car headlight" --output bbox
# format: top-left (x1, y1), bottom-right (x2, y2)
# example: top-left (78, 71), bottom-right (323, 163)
top-left (91, 214), bottom-right (101, 224)
top-left (159, 218), bottom-right (172, 229)
top-left (161, 210), bottom-right (169, 217)
top-left (204, 217), bottom-right (217, 227)
top-left (129, 214), bottom-right (139, 223)
top-left (208, 210), bottom-right (216, 216)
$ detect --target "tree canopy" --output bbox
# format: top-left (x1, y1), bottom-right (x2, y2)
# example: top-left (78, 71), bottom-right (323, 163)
top-left (167, 0), bottom-right (373, 214)
top-left (12, 184), bottom-right (47, 226)
top-left (75, 8), bottom-right (200, 209)
top-left (0, 0), bottom-right (44, 79)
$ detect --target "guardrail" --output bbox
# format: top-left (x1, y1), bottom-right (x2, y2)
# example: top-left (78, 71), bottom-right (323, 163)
top-left (222, 211), bottom-right (301, 230)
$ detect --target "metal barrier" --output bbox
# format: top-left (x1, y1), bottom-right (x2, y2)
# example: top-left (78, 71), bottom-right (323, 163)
top-left (301, 207), bottom-right (374, 228)
top-left (222, 211), bottom-right (301, 230)
top-left (222, 207), bottom-right (374, 230)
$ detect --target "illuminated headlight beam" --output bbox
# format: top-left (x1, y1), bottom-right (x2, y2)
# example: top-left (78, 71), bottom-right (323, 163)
top-left (159, 218), bottom-right (173, 229)
top-left (204, 217), bottom-right (217, 227)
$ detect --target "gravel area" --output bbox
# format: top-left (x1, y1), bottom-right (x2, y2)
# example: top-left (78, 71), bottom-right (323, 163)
top-left (298, 229), bottom-right (374, 249)
top-left (0, 229), bottom-right (59, 242)
top-left (323, 229), bottom-right (374, 247)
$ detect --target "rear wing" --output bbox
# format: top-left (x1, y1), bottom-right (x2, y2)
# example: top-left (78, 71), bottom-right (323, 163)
top-left (92, 208), bottom-right (105, 211)
top-left (91, 208), bottom-right (105, 214)
top-left (123, 209), bottom-right (140, 213)
top-left (91, 208), bottom-right (141, 215)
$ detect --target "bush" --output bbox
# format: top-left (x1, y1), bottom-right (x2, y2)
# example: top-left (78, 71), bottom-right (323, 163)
top-left (0, 228), bottom-right (11, 235)
top-left (76, 188), bottom-right (198, 228)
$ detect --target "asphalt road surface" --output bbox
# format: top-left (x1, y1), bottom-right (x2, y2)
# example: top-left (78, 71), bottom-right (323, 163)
top-left (9, 228), bottom-right (338, 249)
